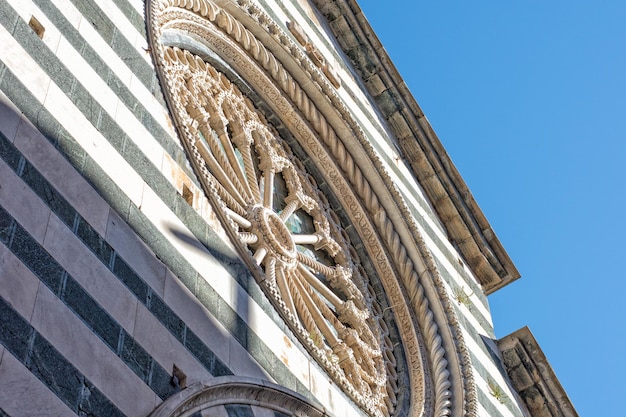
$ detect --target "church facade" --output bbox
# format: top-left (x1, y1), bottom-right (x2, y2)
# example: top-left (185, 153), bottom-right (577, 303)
top-left (0, 1), bottom-right (576, 417)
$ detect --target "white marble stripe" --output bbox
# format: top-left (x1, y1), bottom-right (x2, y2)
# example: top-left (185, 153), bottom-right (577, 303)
top-left (476, 403), bottom-right (504, 417)
top-left (0, 243), bottom-right (41, 325)
top-left (89, 0), bottom-right (152, 64)
top-left (0, 41), bottom-right (50, 106)
top-left (20, 0), bottom-right (179, 155)
top-left (473, 370), bottom-right (522, 417)
top-left (460, 326), bottom-right (504, 378)
top-left (0, 24), bottom-right (146, 205)
top-left (0, 91), bottom-right (21, 143)
top-left (0, 347), bottom-right (77, 417)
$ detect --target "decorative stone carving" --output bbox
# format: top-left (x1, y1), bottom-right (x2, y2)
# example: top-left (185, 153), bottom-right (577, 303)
top-left (160, 45), bottom-right (392, 416)
top-left (287, 20), bottom-right (341, 88)
top-left (147, 1), bottom-right (477, 417)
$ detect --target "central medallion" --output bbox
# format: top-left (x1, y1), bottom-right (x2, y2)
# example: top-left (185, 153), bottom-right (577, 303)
top-left (250, 205), bottom-right (297, 267)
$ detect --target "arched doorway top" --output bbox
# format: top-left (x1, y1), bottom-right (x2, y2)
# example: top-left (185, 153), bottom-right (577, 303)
top-left (149, 376), bottom-right (327, 417)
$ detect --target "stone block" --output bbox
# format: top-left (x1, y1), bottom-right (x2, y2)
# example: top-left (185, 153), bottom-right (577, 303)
top-left (364, 74), bottom-right (387, 97)
top-left (0, 158), bottom-right (52, 243)
top-left (509, 363), bottom-right (536, 392)
top-left (30, 284), bottom-right (157, 417)
top-left (0, 348), bottom-right (75, 417)
top-left (133, 304), bottom-right (213, 388)
top-left (106, 209), bottom-right (167, 297)
top-left (0, 244), bottom-right (40, 321)
top-left (0, 92), bottom-right (20, 142)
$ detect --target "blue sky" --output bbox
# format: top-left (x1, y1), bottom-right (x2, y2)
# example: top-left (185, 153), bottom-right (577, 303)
top-left (358, 1), bottom-right (626, 415)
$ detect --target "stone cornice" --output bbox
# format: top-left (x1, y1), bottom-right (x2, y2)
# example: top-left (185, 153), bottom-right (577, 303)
top-left (498, 327), bottom-right (578, 417)
top-left (312, 0), bottom-right (520, 294)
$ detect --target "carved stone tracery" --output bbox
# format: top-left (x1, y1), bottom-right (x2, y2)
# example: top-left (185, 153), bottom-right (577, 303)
top-left (147, 1), bottom-right (477, 417)
top-left (160, 45), bottom-right (394, 416)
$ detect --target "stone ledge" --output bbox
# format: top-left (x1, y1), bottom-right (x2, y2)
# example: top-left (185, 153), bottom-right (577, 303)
top-left (497, 327), bottom-right (578, 417)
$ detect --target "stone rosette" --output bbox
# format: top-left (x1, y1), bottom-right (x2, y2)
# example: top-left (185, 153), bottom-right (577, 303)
top-left (147, 1), bottom-right (477, 416)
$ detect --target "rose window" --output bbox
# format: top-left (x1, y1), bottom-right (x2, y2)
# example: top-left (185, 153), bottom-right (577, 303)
top-left (161, 47), bottom-right (398, 417)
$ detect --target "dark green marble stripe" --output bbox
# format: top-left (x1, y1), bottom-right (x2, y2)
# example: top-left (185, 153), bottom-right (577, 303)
top-left (0, 204), bottom-right (178, 400)
top-left (0, 293), bottom-right (126, 417)
top-left (0, 131), bottom-right (232, 381)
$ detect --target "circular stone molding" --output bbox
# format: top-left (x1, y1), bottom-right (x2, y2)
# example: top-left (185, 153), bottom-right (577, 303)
top-left (155, 44), bottom-right (394, 416)
top-left (147, 1), bottom-right (476, 417)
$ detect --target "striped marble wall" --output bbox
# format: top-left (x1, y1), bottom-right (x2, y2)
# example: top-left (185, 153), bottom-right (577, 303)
top-left (0, 1), bottom-right (527, 417)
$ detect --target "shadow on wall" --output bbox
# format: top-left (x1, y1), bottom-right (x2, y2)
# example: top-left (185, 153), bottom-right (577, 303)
top-left (164, 222), bottom-right (251, 289)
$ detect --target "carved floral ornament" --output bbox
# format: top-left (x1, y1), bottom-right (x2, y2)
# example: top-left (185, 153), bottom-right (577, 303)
top-left (147, 1), bottom-right (476, 417)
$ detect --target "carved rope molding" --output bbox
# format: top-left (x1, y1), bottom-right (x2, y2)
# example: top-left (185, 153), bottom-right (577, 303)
top-left (211, 9), bottom-right (475, 415)
top-left (149, 8), bottom-right (400, 417)
top-left (146, 1), bottom-right (476, 416)
top-left (218, 4), bottom-right (478, 415)
top-left (151, 18), bottom-right (398, 417)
